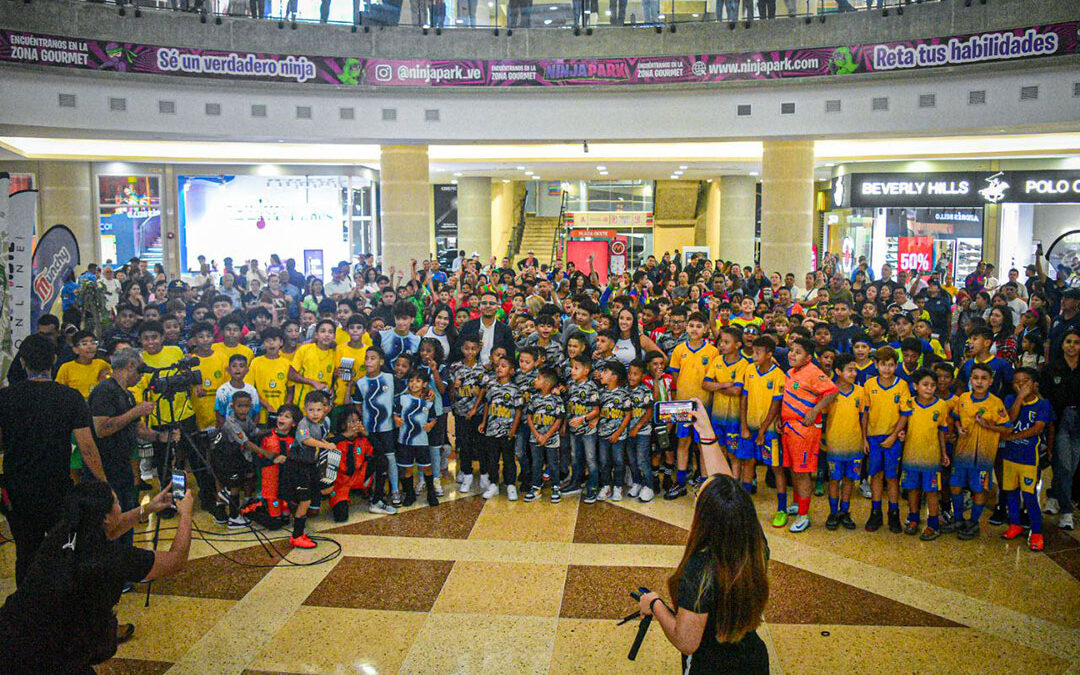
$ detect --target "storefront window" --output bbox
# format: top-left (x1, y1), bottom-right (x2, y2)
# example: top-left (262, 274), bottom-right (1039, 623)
top-left (97, 174), bottom-right (162, 267)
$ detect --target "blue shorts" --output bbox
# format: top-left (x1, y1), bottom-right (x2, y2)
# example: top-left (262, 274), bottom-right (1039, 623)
top-left (900, 466), bottom-right (941, 492)
top-left (828, 457), bottom-right (862, 481)
top-left (950, 465), bottom-right (992, 493)
top-left (675, 422), bottom-right (699, 440)
top-left (866, 435), bottom-right (901, 479)
top-left (735, 435), bottom-right (757, 461)
top-left (710, 418), bottom-right (740, 454)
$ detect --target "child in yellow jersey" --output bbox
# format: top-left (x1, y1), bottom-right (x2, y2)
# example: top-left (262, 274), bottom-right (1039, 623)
top-left (189, 322), bottom-right (229, 432)
top-left (932, 361), bottom-right (959, 520)
top-left (289, 319), bottom-right (338, 405)
top-left (333, 315), bottom-right (370, 415)
top-left (943, 363), bottom-right (1011, 540)
top-left (704, 326), bottom-right (748, 460)
top-left (900, 369), bottom-right (951, 540)
top-left (863, 347), bottom-right (912, 533)
top-left (665, 311), bottom-right (720, 498)
top-left (740, 335), bottom-right (785, 517)
top-left (281, 319), bottom-right (302, 359)
top-left (56, 330), bottom-right (111, 399)
top-left (213, 314), bottom-right (255, 364)
top-left (823, 354), bottom-right (868, 531)
top-left (246, 327), bottom-right (293, 425)
top-left (730, 297), bottom-right (763, 329)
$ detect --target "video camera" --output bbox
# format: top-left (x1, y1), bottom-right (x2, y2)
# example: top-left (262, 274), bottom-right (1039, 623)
top-left (139, 356), bottom-right (202, 397)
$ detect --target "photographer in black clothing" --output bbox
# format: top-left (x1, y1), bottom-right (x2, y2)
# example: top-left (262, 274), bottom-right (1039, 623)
top-left (0, 334), bottom-right (109, 585)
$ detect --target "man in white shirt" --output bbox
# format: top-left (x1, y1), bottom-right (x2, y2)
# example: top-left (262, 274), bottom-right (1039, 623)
top-left (451, 250), bottom-right (465, 273)
top-left (1007, 268), bottom-right (1028, 298)
top-left (323, 264), bottom-right (354, 299)
top-left (1002, 282), bottom-right (1029, 324)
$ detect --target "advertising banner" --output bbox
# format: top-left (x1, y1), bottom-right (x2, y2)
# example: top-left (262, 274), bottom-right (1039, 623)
top-left (0, 21), bottom-right (1076, 87)
top-left (836, 170), bottom-right (1080, 208)
top-left (433, 183), bottom-right (458, 268)
top-left (30, 224), bottom-right (80, 327)
top-left (1, 174), bottom-right (36, 381)
top-left (897, 236), bottom-right (934, 275)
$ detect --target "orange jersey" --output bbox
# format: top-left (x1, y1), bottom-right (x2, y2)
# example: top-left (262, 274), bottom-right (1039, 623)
top-left (781, 362), bottom-right (838, 424)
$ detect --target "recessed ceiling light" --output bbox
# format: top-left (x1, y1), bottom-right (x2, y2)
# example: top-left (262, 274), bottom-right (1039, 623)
top-left (597, 165), bottom-right (606, 170)
top-left (516, 166), bottom-right (525, 170)
top-left (502, 179), bottom-right (510, 183)
top-left (749, 171), bottom-right (759, 176)
top-left (544, 18), bottom-right (552, 24)
top-left (679, 165), bottom-right (688, 169)
top-left (658, 13), bottom-right (665, 18)
top-left (451, 179), bottom-right (458, 184)
top-left (691, 12), bottom-right (699, 17)
top-left (549, 4), bottom-right (557, 8)
top-left (453, 172), bottom-right (462, 176)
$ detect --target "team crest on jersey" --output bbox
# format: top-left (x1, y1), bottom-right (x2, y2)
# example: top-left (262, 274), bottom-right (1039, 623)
top-left (1024, 477), bottom-right (1034, 486)
top-left (730, 370), bottom-right (736, 378)
top-left (269, 381), bottom-right (277, 389)
top-left (701, 357), bottom-right (709, 365)
top-left (933, 411), bottom-right (939, 421)
top-left (893, 395), bottom-right (900, 403)
top-left (766, 381), bottom-right (774, 390)
top-left (792, 382), bottom-right (800, 390)
top-left (204, 379), bottom-right (212, 387)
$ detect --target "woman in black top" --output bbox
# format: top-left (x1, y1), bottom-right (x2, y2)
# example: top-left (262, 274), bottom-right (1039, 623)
top-left (638, 400), bottom-right (770, 675)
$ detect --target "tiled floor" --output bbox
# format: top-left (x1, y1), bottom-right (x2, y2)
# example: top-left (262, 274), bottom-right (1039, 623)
top-left (3, 470), bottom-right (1079, 675)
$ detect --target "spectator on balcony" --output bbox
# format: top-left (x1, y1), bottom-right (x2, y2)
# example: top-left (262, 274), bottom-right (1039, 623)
top-left (458, 0), bottom-right (478, 26)
top-left (608, 0), bottom-right (626, 24)
top-left (642, 0), bottom-right (658, 23)
top-left (573, 0), bottom-right (596, 27)
top-left (508, 0), bottom-right (531, 27)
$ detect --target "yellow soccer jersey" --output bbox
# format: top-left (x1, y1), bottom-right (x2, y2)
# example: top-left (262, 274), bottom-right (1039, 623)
top-left (668, 341), bottom-right (719, 404)
top-left (335, 327), bottom-right (374, 349)
top-left (131, 346), bottom-right (193, 425)
top-left (333, 342), bottom-right (369, 406)
top-left (212, 341), bottom-right (254, 364)
top-left (952, 391), bottom-right (1010, 467)
top-left (824, 385), bottom-right (868, 460)
top-left (192, 351), bottom-right (229, 430)
top-left (730, 315), bottom-right (763, 329)
top-left (56, 359), bottom-right (111, 400)
top-left (743, 363), bottom-right (785, 430)
top-left (291, 342), bottom-right (337, 405)
top-left (246, 354), bottom-right (292, 421)
top-left (706, 354), bottom-right (748, 428)
top-left (902, 397), bottom-right (950, 469)
top-left (865, 376), bottom-right (912, 437)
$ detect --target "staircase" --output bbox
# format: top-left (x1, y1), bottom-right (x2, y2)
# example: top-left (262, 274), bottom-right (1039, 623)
top-left (514, 216), bottom-right (560, 267)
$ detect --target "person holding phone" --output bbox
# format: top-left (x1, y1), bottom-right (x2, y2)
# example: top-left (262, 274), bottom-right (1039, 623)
top-left (636, 399), bottom-right (770, 675)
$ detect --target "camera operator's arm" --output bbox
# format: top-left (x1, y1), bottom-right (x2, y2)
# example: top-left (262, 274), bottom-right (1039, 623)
top-left (687, 397), bottom-right (734, 479)
top-left (639, 591), bottom-right (709, 655)
top-left (106, 485), bottom-right (174, 540)
top-left (144, 488), bottom-right (194, 581)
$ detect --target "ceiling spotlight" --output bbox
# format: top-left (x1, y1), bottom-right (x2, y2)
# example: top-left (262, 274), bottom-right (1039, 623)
top-left (543, 18), bottom-right (552, 24)
top-left (692, 12), bottom-right (699, 17)
top-left (516, 166), bottom-right (525, 170)
top-left (453, 172), bottom-right (462, 176)
top-left (749, 171), bottom-right (759, 176)
top-left (502, 179), bottom-right (510, 183)
top-left (597, 165), bottom-right (606, 170)
top-left (450, 179), bottom-right (458, 184)
top-left (678, 165), bottom-right (687, 169)
top-left (583, 140), bottom-right (589, 153)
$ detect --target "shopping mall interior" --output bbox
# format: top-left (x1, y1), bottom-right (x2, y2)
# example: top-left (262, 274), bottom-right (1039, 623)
top-left (1, 0), bottom-right (1080, 672)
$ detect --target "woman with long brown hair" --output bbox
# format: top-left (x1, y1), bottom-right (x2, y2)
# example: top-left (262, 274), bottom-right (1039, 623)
top-left (638, 400), bottom-right (770, 674)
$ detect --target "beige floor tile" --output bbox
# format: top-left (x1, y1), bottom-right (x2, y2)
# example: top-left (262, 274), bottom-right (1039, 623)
top-left (114, 594), bottom-right (235, 663)
top-left (399, 612), bottom-right (557, 675)
top-left (568, 543), bottom-right (685, 568)
top-left (433, 560), bottom-right (568, 617)
top-left (246, 606), bottom-right (426, 674)
top-left (469, 497), bottom-right (580, 542)
top-left (770, 624), bottom-right (1072, 675)
top-left (549, 618), bottom-right (681, 675)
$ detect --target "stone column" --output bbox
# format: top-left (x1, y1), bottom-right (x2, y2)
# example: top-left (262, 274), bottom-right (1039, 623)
top-left (760, 141), bottom-right (815, 278)
top-left (36, 161), bottom-right (99, 264)
top-left (456, 177), bottom-right (492, 260)
top-left (716, 175), bottom-right (757, 265)
top-left (379, 145), bottom-right (431, 272)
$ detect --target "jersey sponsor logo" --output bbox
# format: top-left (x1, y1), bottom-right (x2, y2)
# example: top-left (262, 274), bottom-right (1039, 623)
top-left (932, 411), bottom-right (939, 421)
top-left (269, 380), bottom-right (277, 388)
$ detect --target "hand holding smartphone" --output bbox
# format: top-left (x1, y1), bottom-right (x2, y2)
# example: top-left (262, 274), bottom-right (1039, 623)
top-left (171, 470), bottom-right (187, 503)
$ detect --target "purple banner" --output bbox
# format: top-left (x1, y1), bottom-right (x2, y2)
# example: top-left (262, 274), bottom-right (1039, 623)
top-left (0, 21), bottom-right (1076, 87)
top-left (30, 224), bottom-right (80, 326)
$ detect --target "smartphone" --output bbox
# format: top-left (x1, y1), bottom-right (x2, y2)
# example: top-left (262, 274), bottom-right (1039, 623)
top-left (654, 400), bottom-right (697, 425)
top-left (171, 471), bottom-right (186, 503)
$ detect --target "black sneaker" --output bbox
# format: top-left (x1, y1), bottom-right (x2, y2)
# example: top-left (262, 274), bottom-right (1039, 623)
top-left (865, 510), bottom-right (883, 532)
top-left (988, 504), bottom-right (1007, 526)
top-left (941, 518), bottom-right (964, 534)
top-left (903, 520), bottom-right (920, 535)
top-left (825, 512), bottom-right (841, 531)
top-left (839, 512), bottom-right (857, 530)
top-left (888, 510), bottom-right (902, 534)
top-left (764, 468), bottom-right (776, 489)
top-left (957, 520), bottom-right (981, 540)
top-left (663, 483), bottom-right (687, 500)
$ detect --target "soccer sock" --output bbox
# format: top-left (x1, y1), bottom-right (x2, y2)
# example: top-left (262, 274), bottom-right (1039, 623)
top-left (797, 496), bottom-right (811, 516)
top-left (828, 497), bottom-right (839, 514)
top-left (1023, 491), bottom-right (1043, 534)
top-left (1006, 489), bottom-right (1022, 525)
top-left (888, 501), bottom-right (899, 513)
top-left (971, 503), bottom-right (985, 524)
top-left (292, 515), bottom-right (306, 538)
top-left (907, 512), bottom-right (919, 524)
top-left (952, 493), bottom-right (966, 521)
top-left (742, 482), bottom-right (754, 494)
top-left (840, 500), bottom-right (850, 514)
top-left (871, 500), bottom-right (882, 513)
top-left (928, 515), bottom-right (939, 530)
top-left (676, 470), bottom-right (688, 486)
top-left (777, 492), bottom-right (788, 513)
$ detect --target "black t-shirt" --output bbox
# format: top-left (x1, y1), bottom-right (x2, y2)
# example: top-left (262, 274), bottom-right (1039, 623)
top-left (677, 549), bottom-right (769, 675)
top-left (89, 377), bottom-right (138, 485)
top-left (0, 380), bottom-right (92, 510)
top-left (0, 539), bottom-right (155, 674)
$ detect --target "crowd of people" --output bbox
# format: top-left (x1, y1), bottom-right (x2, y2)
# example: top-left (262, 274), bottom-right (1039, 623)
top-left (4, 243), bottom-right (1079, 558)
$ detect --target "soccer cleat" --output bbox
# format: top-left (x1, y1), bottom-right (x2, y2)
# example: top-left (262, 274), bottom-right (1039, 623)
top-left (391, 491), bottom-right (403, 507)
top-left (988, 504), bottom-right (1007, 526)
top-left (459, 475), bottom-right (474, 494)
top-left (919, 527), bottom-right (940, 541)
top-left (887, 511), bottom-right (902, 534)
top-left (814, 479), bottom-right (825, 497)
top-left (839, 512), bottom-right (857, 530)
top-left (771, 511), bottom-right (789, 528)
top-left (865, 510), bottom-right (883, 532)
top-left (957, 521), bottom-right (981, 540)
top-left (1001, 524), bottom-right (1024, 540)
top-left (551, 487), bottom-right (562, 503)
top-left (290, 534), bottom-right (317, 549)
top-left (427, 491), bottom-right (439, 507)
top-left (524, 487), bottom-right (540, 502)
top-left (638, 486), bottom-right (655, 503)
top-left (506, 485), bottom-right (519, 501)
top-left (402, 491), bottom-right (417, 508)
top-left (368, 501), bottom-right (394, 515)
top-left (628, 483), bottom-right (641, 498)
top-left (941, 519), bottom-right (964, 534)
top-left (786, 503), bottom-right (799, 516)
top-left (789, 514), bottom-right (811, 533)
top-left (1029, 533), bottom-right (1045, 552)
top-left (750, 479), bottom-right (758, 495)
top-left (1059, 513), bottom-right (1075, 530)
top-left (825, 512), bottom-right (840, 531)
top-left (663, 483), bottom-right (686, 500)
top-left (1044, 497), bottom-right (1060, 515)
top-left (611, 486), bottom-right (623, 502)
top-left (434, 482), bottom-right (444, 497)
top-left (482, 483), bottom-right (500, 499)
top-left (859, 480), bottom-right (873, 499)
top-left (903, 521), bottom-right (920, 536)
top-left (213, 507), bottom-right (229, 526)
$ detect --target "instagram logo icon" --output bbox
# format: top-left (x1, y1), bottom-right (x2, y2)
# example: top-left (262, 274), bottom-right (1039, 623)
top-left (374, 64), bottom-right (392, 82)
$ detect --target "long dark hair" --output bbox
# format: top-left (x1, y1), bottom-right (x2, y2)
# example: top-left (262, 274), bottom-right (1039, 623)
top-left (668, 474), bottom-right (769, 644)
top-left (616, 307), bottom-right (645, 360)
top-left (426, 302), bottom-right (459, 346)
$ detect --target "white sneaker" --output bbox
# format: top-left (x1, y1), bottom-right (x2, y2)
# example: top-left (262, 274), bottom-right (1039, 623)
top-left (859, 480), bottom-right (873, 499)
top-left (1060, 513), bottom-right (1075, 531)
top-left (789, 514), bottom-right (811, 533)
top-left (638, 486), bottom-right (655, 502)
top-left (482, 483), bottom-right (499, 499)
top-left (416, 477), bottom-right (426, 492)
top-left (434, 481), bottom-right (444, 497)
top-left (786, 503), bottom-right (799, 515)
top-left (227, 515), bottom-right (251, 529)
top-left (369, 501), bottom-right (397, 515)
top-left (506, 485), bottom-right (519, 501)
top-left (479, 474), bottom-right (492, 491)
top-left (456, 471), bottom-right (465, 484)
top-left (1045, 497), bottom-right (1060, 515)
top-left (628, 483), bottom-right (641, 498)
top-left (459, 474), bottom-right (474, 494)
top-left (611, 486), bottom-right (623, 502)
top-left (597, 486), bottom-right (611, 502)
